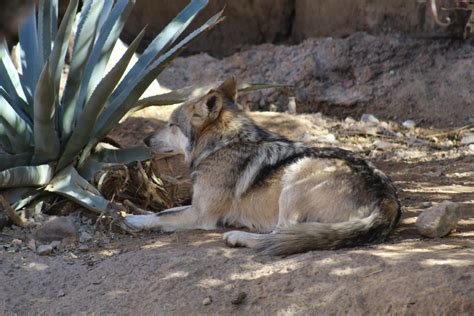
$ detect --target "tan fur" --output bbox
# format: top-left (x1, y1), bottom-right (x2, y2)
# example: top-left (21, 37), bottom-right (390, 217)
top-left (127, 77), bottom-right (401, 255)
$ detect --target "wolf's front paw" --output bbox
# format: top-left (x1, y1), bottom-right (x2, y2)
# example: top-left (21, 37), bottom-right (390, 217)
top-left (223, 231), bottom-right (248, 248)
top-left (123, 214), bottom-right (156, 231)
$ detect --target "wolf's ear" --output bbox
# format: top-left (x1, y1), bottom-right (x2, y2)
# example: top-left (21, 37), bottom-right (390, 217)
top-left (216, 76), bottom-right (237, 102)
top-left (191, 93), bottom-right (223, 126)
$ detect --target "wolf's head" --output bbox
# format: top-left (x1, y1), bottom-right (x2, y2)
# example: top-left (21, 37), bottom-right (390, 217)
top-left (144, 76), bottom-right (240, 161)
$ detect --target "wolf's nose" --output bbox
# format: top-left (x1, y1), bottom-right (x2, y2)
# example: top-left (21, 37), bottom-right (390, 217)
top-left (143, 134), bottom-right (153, 147)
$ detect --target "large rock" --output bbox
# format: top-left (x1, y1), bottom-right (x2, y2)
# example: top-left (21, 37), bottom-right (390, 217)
top-left (415, 201), bottom-right (461, 238)
top-left (31, 216), bottom-right (78, 243)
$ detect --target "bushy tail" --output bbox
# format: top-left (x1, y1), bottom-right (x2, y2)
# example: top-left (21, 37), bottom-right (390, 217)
top-left (256, 198), bottom-right (400, 256)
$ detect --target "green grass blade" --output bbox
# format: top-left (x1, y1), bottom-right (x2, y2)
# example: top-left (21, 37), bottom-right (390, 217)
top-left (57, 29), bottom-right (145, 171)
top-left (49, 0), bottom-right (78, 93)
top-left (32, 62), bottom-right (60, 164)
top-left (0, 164), bottom-right (53, 188)
top-left (111, 0), bottom-right (208, 100)
top-left (61, 0), bottom-right (106, 142)
top-left (45, 165), bottom-right (108, 213)
top-left (92, 9), bottom-right (224, 144)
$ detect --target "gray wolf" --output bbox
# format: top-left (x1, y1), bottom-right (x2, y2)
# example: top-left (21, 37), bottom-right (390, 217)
top-left (125, 77), bottom-right (401, 255)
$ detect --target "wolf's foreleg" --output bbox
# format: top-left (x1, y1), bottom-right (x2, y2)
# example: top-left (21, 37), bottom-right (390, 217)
top-left (124, 205), bottom-right (217, 232)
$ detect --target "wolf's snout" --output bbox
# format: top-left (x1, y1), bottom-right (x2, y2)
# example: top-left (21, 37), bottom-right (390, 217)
top-left (143, 134), bottom-right (154, 147)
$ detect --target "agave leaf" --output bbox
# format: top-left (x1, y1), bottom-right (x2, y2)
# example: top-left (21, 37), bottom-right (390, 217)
top-left (94, 146), bottom-right (150, 164)
top-left (38, 0), bottom-right (57, 65)
top-left (77, 156), bottom-right (116, 181)
top-left (0, 164), bottom-right (53, 188)
top-left (0, 132), bottom-right (13, 154)
top-left (0, 153), bottom-right (32, 171)
top-left (0, 87), bottom-right (32, 126)
top-left (76, 0), bottom-right (133, 112)
top-left (130, 82), bottom-right (290, 114)
top-left (0, 41), bottom-right (30, 109)
top-left (112, 0), bottom-right (208, 101)
top-left (0, 94), bottom-right (34, 147)
top-left (61, 0), bottom-right (107, 141)
top-left (45, 165), bottom-right (108, 213)
top-left (78, 145), bottom-right (149, 181)
top-left (32, 62), bottom-right (60, 164)
top-left (0, 117), bottom-right (32, 153)
top-left (48, 0), bottom-right (79, 93)
top-left (57, 29), bottom-right (145, 171)
top-left (91, 10), bottom-right (224, 146)
top-left (18, 6), bottom-right (41, 103)
top-left (0, 187), bottom-right (40, 211)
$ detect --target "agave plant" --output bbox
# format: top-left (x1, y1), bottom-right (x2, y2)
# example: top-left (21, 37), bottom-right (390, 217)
top-left (0, 0), bottom-right (223, 215)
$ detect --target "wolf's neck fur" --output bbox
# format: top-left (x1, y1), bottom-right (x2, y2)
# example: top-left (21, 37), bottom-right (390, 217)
top-left (187, 109), bottom-right (286, 170)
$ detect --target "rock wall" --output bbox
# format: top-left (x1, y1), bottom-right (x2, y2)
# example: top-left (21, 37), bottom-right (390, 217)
top-left (122, 0), bottom-right (449, 56)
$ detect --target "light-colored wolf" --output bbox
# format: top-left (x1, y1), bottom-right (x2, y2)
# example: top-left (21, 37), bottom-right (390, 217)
top-left (125, 77), bottom-right (401, 255)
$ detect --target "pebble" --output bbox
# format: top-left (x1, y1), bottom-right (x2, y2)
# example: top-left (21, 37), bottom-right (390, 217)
top-left (373, 140), bottom-right (393, 150)
top-left (345, 116), bottom-right (356, 124)
top-left (402, 120), bottom-right (416, 129)
top-left (11, 239), bottom-right (22, 247)
top-left (316, 133), bottom-right (336, 143)
top-left (79, 231), bottom-right (93, 243)
top-left (361, 114), bottom-right (379, 125)
top-left (50, 240), bottom-right (61, 249)
top-left (36, 244), bottom-right (53, 256)
top-left (460, 135), bottom-right (474, 145)
top-left (415, 201), bottom-right (461, 238)
top-left (202, 296), bottom-right (212, 306)
top-left (57, 289), bottom-right (66, 297)
top-left (27, 239), bottom-right (36, 252)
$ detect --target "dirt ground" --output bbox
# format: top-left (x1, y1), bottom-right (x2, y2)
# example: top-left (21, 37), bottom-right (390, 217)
top-left (1, 33), bottom-right (474, 315)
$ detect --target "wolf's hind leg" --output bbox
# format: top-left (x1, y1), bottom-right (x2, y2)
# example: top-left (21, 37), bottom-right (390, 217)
top-left (223, 230), bottom-right (270, 248)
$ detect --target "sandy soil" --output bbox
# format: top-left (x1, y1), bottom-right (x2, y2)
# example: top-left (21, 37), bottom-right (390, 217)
top-left (1, 108), bottom-right (473, 315)
top-left (1, 32), bottom-right (474, 315)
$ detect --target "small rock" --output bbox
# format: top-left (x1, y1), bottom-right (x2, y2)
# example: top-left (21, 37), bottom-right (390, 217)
top-left (416, 201), bottom-right (461, 238)
top-left (316, 133), bottom-right (336, 143)
top-left (57, 289), bottom-right (65, 297)
top-left (468, 144), bottom-right (474, 152)
top-left (402, 120), bottom-right (416, 129)
top-left (231, 291), bottom-right (247, 305)
top-left (268, 103), bottom-right (278, 112)
top-left (27, 239), bottom-right (36, 252)
top-left (11, 239), bottom-right (22, 247)
top-left (79, 231), bottom-right (93, 243)
top-left (373, 140), bottom-right (393, 150)
top-left (32, 216), bottom-right (78, 243)
top-left (460, 135), bottom-right (474, 145)
top-left (287, 96), bottom-right (297, 114)
top-left (202, 296), bottom-right (212, 306)
top-left (36, 244), bottom-right (53, 256)
top-left (345, 116), bottom-right (356, 124)
top-left (361, 114), bottom-right (379, 125)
